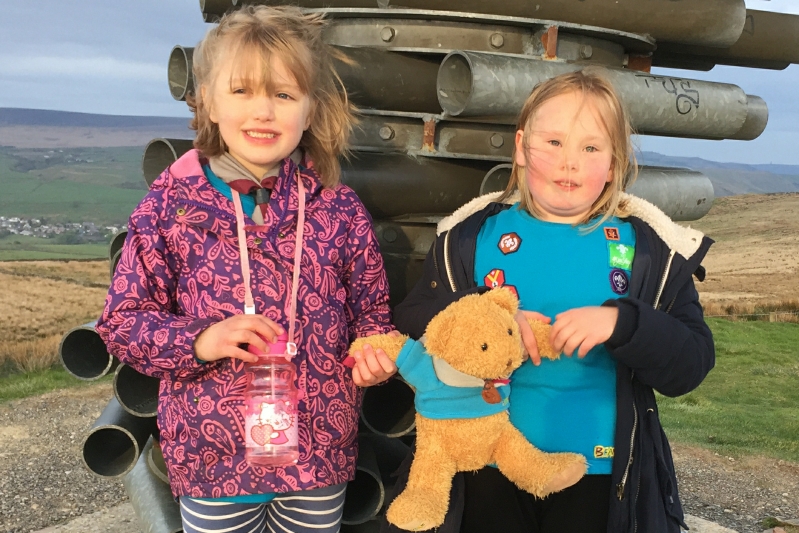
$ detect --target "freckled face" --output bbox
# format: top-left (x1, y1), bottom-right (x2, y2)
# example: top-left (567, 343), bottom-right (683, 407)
top-left (206, 54), bottom-right (312, 177)
top-left (514, 91), bottom-right (614, 224)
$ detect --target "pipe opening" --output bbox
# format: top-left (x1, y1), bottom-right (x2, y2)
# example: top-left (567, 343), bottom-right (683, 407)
top-left (115, 365), bottom-right (160, 417)
top-left (83, 427), bottom-right (138, 478)
top-left (168, 46), bottom-right (193, 101)
top-left (437, 53), bottom-right (474, 116)
top-left (360, 379), bottom-right (416, 437)
top-left (60, 326), bottom-right (115, 381)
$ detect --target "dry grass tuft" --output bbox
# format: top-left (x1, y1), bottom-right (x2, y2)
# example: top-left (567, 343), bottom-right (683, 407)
top-left (0, 260), bottom-right (108, 372)
top-left (702, 298), bottom-right (799, 323)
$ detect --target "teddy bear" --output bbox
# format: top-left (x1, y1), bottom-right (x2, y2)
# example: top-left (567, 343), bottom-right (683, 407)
top-left (349, 288), bottom-right (586, 531)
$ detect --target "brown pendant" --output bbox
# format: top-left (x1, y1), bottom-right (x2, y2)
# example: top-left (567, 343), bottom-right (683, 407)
top-left (482, 382), bottom-right (501, 404)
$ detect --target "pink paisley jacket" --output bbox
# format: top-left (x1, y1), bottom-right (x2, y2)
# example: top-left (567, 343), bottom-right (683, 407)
top-left (96, 149), bottom-right (392, 498)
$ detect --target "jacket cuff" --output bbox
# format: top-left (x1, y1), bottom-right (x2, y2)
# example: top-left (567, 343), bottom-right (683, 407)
top-left (186, 317), bottom-right (221, 366)
top-left (603, 298), bottom-right (638, 349)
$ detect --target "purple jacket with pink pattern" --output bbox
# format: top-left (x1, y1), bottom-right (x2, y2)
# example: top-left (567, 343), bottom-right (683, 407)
top-left (96, 149), bottom-right (392, 498)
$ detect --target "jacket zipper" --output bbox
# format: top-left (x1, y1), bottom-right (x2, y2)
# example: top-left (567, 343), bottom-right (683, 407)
top-left (616, 249), bottom-right (677, 512)
top-left (443, 230), bottom-right (458, 292)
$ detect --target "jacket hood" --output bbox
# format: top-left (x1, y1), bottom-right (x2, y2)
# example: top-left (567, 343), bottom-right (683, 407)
top-left (437, 191), bottom-right (706, 260)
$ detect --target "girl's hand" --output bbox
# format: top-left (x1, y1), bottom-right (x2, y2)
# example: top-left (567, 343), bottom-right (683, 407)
top-left (351, 332), bottom-right (399, 387)
top-left (194, 314), bottom-right (284, 363)
top-left (515, 310), bottom-right (551, 366)
top-left (550, 306), bottom-right (619, 358)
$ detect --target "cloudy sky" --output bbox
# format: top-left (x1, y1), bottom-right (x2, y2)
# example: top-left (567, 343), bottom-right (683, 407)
top-left (0, 0), bottom-right (797, 165)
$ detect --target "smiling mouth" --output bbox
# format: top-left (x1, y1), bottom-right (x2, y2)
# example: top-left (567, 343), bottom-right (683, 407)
top-left (555, 180), bottom-right (578, 189)
top-left (246, 131), bottom-right (277, 139)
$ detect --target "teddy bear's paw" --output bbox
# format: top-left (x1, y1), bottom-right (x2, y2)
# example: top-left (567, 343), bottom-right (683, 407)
top-left (539, 453), bottom-right (587, 496)
top-left (387, 491), bottom-right (447, 531)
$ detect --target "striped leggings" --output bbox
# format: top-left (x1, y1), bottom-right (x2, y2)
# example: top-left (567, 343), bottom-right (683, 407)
top-left (180, 483), bottom-right (347, 533)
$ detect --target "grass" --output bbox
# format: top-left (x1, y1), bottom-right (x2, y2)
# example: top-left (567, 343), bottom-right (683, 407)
top-left (0, 234), bottom-right (108, 261)
top-left (658, 318), bottom-right (799, 463)
top-left (0, 365), bottom-right (111, 403)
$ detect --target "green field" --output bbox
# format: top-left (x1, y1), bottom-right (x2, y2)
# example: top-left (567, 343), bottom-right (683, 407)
top-left (0, 146), bottom-right (146, 227)
top-left (0, 234), bottom-right (107, 261)
top-left (659, 318), bottom-right (799, 462)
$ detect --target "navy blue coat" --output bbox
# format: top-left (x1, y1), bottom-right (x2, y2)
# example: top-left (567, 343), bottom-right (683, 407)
top-left (389, 200), bottom-right (715, 533)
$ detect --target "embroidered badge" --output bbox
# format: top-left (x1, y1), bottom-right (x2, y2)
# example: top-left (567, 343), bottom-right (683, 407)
top-left (594, 445), bottom-right (615, 459)
top-left (608, 242), bottom-right (634, 270)
top-left (484, 269), bottom-right (506, 289)
top-left (609, 268), bottom-right (629, 295)
top-left (604, 227), bottom-right (620, 241)
top-left (498, 232), bottom-right (522, 254)
top-left (504, 285), bottom-right (519, 299)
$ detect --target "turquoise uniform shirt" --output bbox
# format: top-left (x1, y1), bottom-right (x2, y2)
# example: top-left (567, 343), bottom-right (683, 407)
top-left (474, 205), bottom-right (635, 474)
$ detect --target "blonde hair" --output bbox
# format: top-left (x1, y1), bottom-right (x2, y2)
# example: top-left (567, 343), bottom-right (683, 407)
top-left (500, 68), bottom-right (637, 228)
top-left (187, 5), bottom-right (354, 187)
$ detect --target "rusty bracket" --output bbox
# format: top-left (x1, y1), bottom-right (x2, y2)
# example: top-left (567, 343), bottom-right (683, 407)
top-left (627, 54), bottom-right (653, 73)
top-left (422, 115), bottom-right (440, 152)
top-left (542, 26), bottom-right (559, 60)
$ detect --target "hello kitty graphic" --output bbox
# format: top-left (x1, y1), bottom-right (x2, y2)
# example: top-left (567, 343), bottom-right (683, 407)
top-left (250, 401), bottom-right (294, 446)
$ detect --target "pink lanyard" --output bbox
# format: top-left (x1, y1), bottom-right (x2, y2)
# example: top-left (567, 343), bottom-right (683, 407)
top-left (231, 169), bottom-right (305, 356)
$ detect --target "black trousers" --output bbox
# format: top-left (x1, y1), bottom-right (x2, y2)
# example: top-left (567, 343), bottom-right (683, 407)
top-left (460, 468), bottom-right (611, 533)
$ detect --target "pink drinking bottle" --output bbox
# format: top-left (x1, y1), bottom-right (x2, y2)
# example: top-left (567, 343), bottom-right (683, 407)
top-left (243, 332), bottom-right (299, 466)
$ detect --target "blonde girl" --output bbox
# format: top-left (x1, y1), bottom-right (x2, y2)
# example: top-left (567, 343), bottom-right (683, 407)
top-left (97, 6), bottom-right (396, 533)
top-left (393, 68), bottom-right (715, 533)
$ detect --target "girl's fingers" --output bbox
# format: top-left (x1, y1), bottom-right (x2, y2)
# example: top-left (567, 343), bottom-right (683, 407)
top-left (228, 345), bottom-right (259, 364)
top-left (239, 330), bottom-right (270, 354)
top-left (374, 350), bottom-right (397, 375)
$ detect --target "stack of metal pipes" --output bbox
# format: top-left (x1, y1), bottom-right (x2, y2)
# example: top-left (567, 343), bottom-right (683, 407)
top-left (61, 0), bottom-right (799, 531)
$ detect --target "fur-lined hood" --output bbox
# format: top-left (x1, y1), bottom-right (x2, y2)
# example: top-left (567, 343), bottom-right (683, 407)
top-left (437, 191), bottom-right (706, 260)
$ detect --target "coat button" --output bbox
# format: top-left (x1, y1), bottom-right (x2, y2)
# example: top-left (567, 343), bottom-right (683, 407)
top-left (176, 208), bottom-right (186, 216)
top-left (430, 281), bottom-right (437, 288)
top-left (278, 232), bottom-right (285, 238)
top-left (193, 397), bottom-right (199, 403)
top-left (254, 237), bottom-right (262, 245)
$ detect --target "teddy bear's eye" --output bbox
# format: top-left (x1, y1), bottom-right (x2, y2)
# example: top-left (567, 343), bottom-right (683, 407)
top-left (481, 343), bottom-right (488, 351)
top-left (507, 328), bottom-right (513, 336)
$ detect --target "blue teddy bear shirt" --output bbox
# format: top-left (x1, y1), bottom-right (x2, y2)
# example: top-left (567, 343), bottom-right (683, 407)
top-left (395, 338), bottom-right (510, 419)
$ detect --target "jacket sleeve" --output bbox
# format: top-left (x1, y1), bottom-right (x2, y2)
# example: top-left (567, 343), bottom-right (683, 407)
top-left (604, 276), bottom-right (715, 397)
top-left (394, 233), bottom-right (487, 339)
top-left (343, 202), bottom-right (393, 343)
top-left (95, 189), bottom-right (221, 381)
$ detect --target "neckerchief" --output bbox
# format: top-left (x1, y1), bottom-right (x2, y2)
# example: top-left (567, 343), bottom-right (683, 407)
top-left (209, 150), bottom-right (301, 225)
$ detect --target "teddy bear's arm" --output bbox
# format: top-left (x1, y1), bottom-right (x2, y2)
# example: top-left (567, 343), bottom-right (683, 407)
top-left (349, 334), bottom-right (409, 363)
top-left (526, 319), bottom-right (561, 360)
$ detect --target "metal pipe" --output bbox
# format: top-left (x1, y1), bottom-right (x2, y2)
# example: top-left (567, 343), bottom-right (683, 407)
top-left (478, 164), bottom-right (715, 221)
top-left (123, 438), bottom-right (182, 533)
top-left (360, 377), bottom-right (416, 437)
top-left (110, 248), bottom-right (123, 280)
top-left (168, 46), bottom-right (194, 101)
top-left (654, 10), bottom-right (799, 71)
top-left (60, 321), bottom-right (118, 381)
top-left (114, 364), bottom-right (160, 418)
top-left (437, 51), bottom-right (768, 141)
top-left (342, 152), bottom-right (498, 218)
top-left (373, 218), bottom-right (437, 308)
top-left (82, 398), bottom-right (158, 479)
top-left (341, 520), bottom-right (381, 533)
top-left (343, 437), bottom-right (385, 525)
top-left (147, 440), bottom-right (171, 486)
top-left (234, 0), bottom-right (745, 47)
top-left (200, 0), bottom-right (236, 17)
top-left (360, 433), bottom-right (410, 489)
top-left (335, 46), bottom-right (442, 113)
top-left (142, 138), bottom-right (194, 187)
top-left (108, 230), bottom-right (128, 262)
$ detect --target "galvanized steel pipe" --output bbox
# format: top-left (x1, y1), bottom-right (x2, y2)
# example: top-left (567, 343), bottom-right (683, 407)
top-left (110, 248), bottom-right (123, 280)
top-left (374, 219), bottom-right (437, 307)
top-left (360, 377), bottom-right (416, 437)
top-left (479, 164), bottom-right (715, 221)
top-left (168, 46), bottom-right (194, 101)
top-left (437, 51), bottom-right (768, 140)
top-left (108, 230), bottom-right (127, 261)
top-left (82, 398), bottom-right (158, 479)
top-left (342, 437), bottom-right (385, 525)
top-left (114, 364), bottom-right (160, 418)
top-left (123, 438), bottom-right (182, 533)
top-left (60, 322), bottom-right (118, 381)
top-left (147, 441), bottom-right (171, 486)
top-left (142, 138), bottom-right (194, 187)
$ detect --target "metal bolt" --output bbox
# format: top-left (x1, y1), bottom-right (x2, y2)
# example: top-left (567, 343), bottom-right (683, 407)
top-left (489, 33), bottom-right (505, 49)
top-left (383, 228), bottom-right (398, 243)
top-left (380, 27), bottom-right (396, 42)
top-left (379, 126), bottom-right (395, 141)
top-left (579, 44), bottom-right (593, 59)
top-left (490, 133), bottom-right (504, 148)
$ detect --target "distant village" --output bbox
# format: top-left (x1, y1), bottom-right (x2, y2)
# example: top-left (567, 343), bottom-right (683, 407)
top-left (0, 215), bottom-right (119, 242)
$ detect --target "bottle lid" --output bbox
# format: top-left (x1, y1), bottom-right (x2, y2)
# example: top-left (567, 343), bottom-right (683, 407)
top-left (247, 331), bottom-right (289, 359)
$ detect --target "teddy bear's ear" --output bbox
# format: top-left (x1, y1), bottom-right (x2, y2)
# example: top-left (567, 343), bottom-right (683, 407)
top-left (424, 309), bottom-right (453, 357)
top-left (485, 287), bottom-right (519, 314)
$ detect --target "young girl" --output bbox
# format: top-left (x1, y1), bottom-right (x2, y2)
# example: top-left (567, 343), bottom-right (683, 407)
top-left (392, 69), bottom-right (715, 533)
top-left (97, 6), bottom-right (396, 533)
